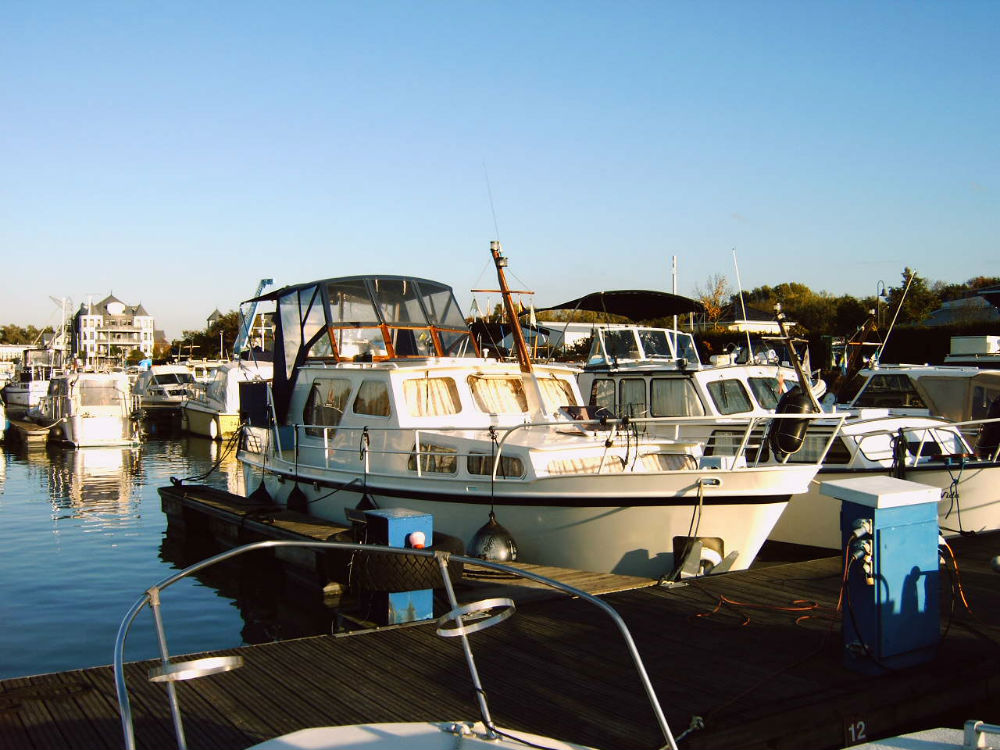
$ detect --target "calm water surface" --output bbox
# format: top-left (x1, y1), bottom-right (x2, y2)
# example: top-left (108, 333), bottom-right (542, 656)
top-left (0, 427), bottom-right (330, 680)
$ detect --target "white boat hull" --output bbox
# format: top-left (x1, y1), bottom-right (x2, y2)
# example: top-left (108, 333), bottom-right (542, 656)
top-left (768, 463), bottom-right (1000, 549)
top-left (243, 453), bottom-right (810, 578)
top-left (53, 414), bottom-right (137, 447)
top-left (183, 402), bottom-right (239, 441)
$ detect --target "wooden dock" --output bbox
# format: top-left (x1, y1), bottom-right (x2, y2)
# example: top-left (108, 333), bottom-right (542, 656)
top-left (4, 488), bottom-right (1000, 749)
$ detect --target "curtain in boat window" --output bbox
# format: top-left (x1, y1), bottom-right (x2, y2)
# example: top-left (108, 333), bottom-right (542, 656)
top-left (619, 378), bottom-right (647, 418)
top-left (538, 377), bottom-right (578, 411)
top-left (650, 379), bottom-right (705, 417)
top-left (468, 375), bottom-right (528, 414)
top-left (403, 377), bottom-right (461, 417)
top-left (353, 380), bottom-right (391, 417)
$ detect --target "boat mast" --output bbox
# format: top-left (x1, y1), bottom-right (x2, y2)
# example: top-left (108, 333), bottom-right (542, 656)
top-left (774, 303), bottom-right (822, 412)
top-left (490, 241), bottom-right (533, 374)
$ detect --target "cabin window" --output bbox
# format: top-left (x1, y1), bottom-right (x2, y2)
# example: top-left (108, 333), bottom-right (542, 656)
top-left (407, 442), bottom-right (457, 474)
top-left (468, 453), bottom-right (525, 478)
top-left (748, 377), bottom-right (782, 409)
top-left (79, 383), bottom-right (121, 407)
top-left (707, 380), bottom-right (753, 415)
top-left (304, 378), bottom-right (352, 437)
top-left (619, 378), bottom-right (647, 418)
top-left (852, 374), bottom-right (927, 409)
top-left (590, 379), bottom-right (616, 412)
top-left (353, 380), bottom-right (391, 417)
top-left (468, 375), bottom-right (528, 414)
top-left (403, 376), bottom-right (461, 417)
top-left (650, 379), bottom-right (705, 417)
top-left (388, 328), bottom-right (434, 357)
top-left (538, 377), bottom-right (578, 410)
top-left (153, 372), bottom-right (194, 386)
top-left (546, 456), bottom-right (625, 475)
top-left (602, 330), bottom-right (640, 360)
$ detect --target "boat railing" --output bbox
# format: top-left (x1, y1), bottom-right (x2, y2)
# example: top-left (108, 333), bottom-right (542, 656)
top-left (850, 416), bottom-right (1000, 466)
top-left (113, 539), bottom-right (677, 750)
top-left (266, 411), bottom-right (845, 480)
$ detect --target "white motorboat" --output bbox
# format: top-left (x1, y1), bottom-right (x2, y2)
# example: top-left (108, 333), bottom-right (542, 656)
top-left (1, 347), bottom-right (64, 417)
top-left (28, 371), bottom-right (140, 447)
top-left (567, 320), bottom-right (1000, 551)
top-left (839, 362), bottom-right (1000, 423)
top-left (113, 539), bottom-right (677, 750)
top-left (182, 359), bottom-right (273, 441)
top-left (234, 243), bottom-right (832, 579)
top-left (132, 364), bottom-right (197, 417)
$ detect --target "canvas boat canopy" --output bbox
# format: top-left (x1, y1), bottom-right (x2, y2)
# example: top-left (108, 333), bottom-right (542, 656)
top-left (256, 275), bottom-right (479, 421)
top-left (534, 290), bottom-right (703, 322)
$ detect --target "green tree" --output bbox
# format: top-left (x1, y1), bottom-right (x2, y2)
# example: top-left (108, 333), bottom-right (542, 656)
top-left (885, 268), bottom-right (940, 325)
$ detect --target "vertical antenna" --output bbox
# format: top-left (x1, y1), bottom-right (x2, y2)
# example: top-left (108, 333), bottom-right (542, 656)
top-left (671, 255), bottom-right (678, 332)
top-left (732, 249), bottom-right (753, 358)
top-left (482, 162), bottom-right (501, 242)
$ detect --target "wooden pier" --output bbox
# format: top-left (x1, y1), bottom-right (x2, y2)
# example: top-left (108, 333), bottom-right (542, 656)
top-left (4, 486), bottom-right (1000, 749)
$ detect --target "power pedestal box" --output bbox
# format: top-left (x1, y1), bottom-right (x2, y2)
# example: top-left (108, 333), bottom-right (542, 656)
top-left (821, 476), bottom-right (941, 675)
top-left (361, 508), bottom-right (434, 626)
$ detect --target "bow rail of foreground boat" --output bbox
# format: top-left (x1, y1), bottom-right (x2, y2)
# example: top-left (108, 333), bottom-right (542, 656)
top-left (114, 540), bottom-right (678, 750)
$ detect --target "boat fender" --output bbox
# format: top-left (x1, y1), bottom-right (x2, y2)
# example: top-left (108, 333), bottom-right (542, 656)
top-left (977, 397), bottom-right (1000, 457)
top-left (768, 390), bottom-right (812, 457)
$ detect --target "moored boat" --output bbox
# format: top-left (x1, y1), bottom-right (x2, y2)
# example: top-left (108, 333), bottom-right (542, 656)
top-left (28, 371), bottom-right (141, 447)
top-left (234, 243), bottom-right (835, 578)
top-left (182, 359), bottom-right (273, 441)
top-left (132, 364), bottom-right (196, 417)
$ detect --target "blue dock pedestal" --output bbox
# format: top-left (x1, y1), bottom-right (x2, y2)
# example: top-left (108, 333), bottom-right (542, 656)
top-left (820, 476), bottom-right (941, 675)
top-left (361, 508), bottom-right (434, 626)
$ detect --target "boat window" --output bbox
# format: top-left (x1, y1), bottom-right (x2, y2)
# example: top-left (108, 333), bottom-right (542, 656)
top-left (353, 380), bottom-right (391, 417)
top-left (602, 330), bottom-right (640, 361)
top-left (637, 329), bottom-right (673, 358)
top-left (407, 442), bottom-right (457, 474)
top-left (403, 376), bottom-right (461, 417)
top-left (372, 278), bottom-right (429, 326)
top-left (782, 434), bottom-right (852, 464)
top-left (327, 280), bottom-right (379, 325)
top-left (748, 377), bottom-right (782, 409)
top-left (279, 290), bottom-right (303, 379)
top-left (619, 378), bottom-right (647, 418)
top-left (78, 382), bottom-right (121, 407)
top-left (973, 386), bottom-right (1000, 419)
top-left (304, 378), bottom-right (352, 437)
top-left (546, 455), bottom-right (625, 475)
top-left (205, 369), bottom-right (229, 404)
top-left (650, 379), bottom-right (705, 417)
top-left (589, 379), bottom-right (616, 412)
top-left (538, 377), bottom-right (578, 410)
top-left (852, 374), bottom-right (927, 409)
top-left (468, 375), bottom-right (527, 414)
top-left (332, 328), bottom-right (388, 361)
top-left (439, 330), bottom-right (475, 358)
top-left (676, 334), bottom-right (699, 364)
top-left (417, 280), bottom-right (468, 329)
top-left (706, 380), bottom-right (753, 415)
top-left (153, 373), bottom-right (195, 386)
top-left (468, 453), bottom-right (524, 478)
top-left (389, 328), bottom-right (435, 357)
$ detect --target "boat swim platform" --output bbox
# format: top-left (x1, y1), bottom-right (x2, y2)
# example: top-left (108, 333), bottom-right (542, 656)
top-left (5, 512), bottom-right (1000, 748)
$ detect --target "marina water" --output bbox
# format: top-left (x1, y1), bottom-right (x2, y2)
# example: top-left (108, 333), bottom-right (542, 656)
top-left (0, 429), bottom-right (332, 681)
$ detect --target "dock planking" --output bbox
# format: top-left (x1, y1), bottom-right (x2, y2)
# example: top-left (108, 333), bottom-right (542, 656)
top-left (4, 503), bottom-right (1000, 748)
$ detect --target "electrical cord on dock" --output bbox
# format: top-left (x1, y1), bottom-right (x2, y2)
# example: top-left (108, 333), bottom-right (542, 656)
top-left (939, 540), bottom-right (1000, 651)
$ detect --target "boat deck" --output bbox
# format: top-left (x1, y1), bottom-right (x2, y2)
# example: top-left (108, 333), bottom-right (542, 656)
top-left (3, 530), bottom-right (1000, 749)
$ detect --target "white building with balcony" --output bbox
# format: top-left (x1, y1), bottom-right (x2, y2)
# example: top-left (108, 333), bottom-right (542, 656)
top-left (72, 295), bottom-right (155, 367)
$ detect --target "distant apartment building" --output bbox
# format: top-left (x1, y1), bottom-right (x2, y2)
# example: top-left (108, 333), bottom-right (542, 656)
top-left (72, 294), bottom-right (155, 366)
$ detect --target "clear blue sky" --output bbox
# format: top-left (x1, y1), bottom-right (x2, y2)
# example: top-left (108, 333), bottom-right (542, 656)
top-left (2, 1), bottom-right (997, 339)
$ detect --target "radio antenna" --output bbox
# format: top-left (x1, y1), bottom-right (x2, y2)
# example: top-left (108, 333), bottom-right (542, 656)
top-left (483, 162), bottom-right (501, 242)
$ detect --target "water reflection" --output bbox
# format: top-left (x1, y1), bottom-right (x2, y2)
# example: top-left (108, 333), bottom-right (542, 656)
top-left (172, 433), bottom-right (246, 496)
top-left (46, 445), bottom-right (141, 516)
